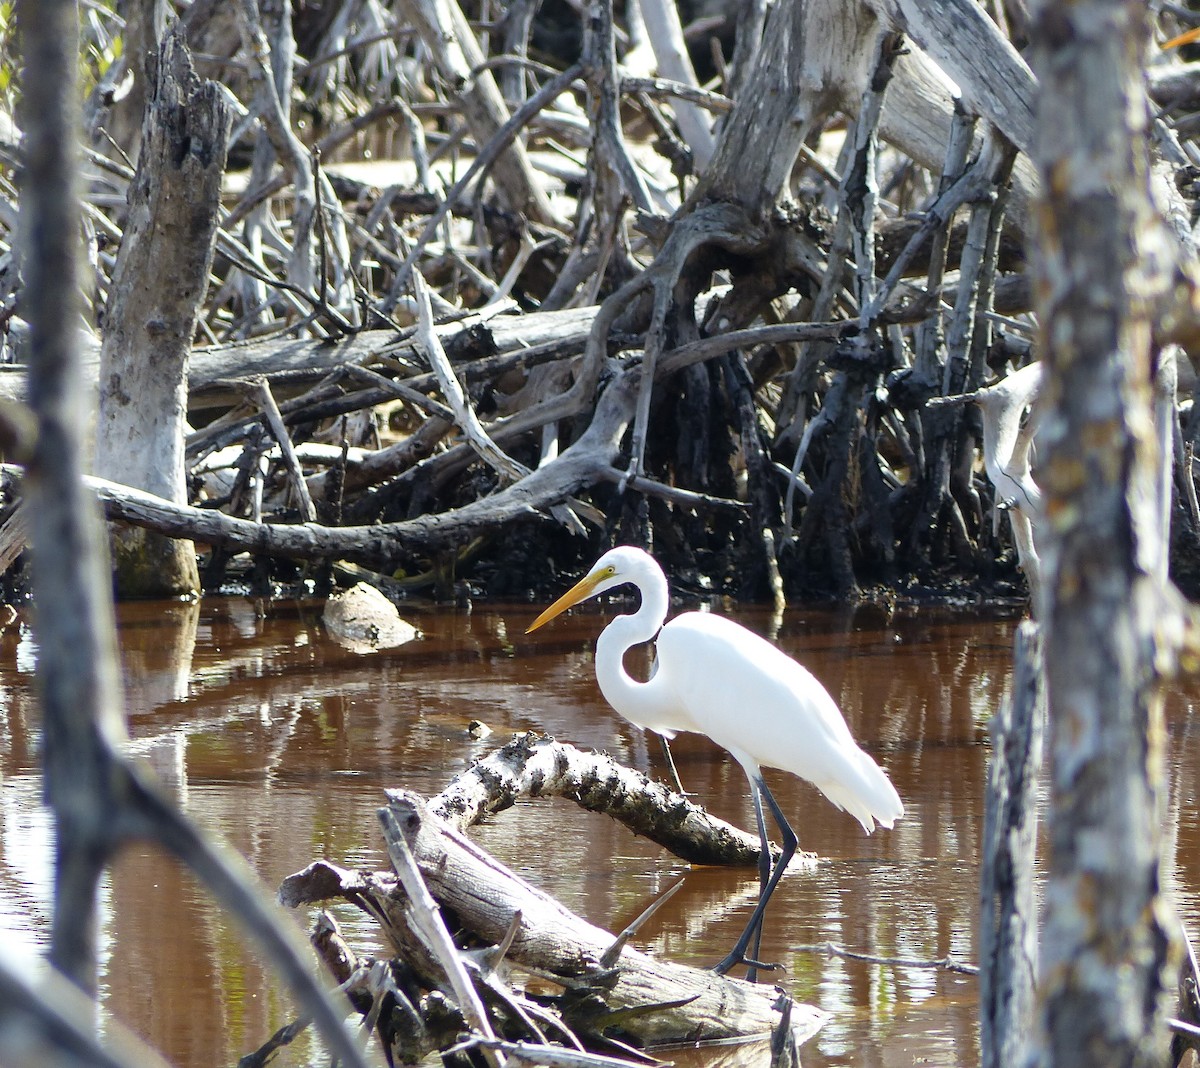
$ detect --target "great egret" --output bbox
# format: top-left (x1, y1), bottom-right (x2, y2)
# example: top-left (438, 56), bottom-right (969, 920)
top-left (526, 545), bottom-right (904, 978)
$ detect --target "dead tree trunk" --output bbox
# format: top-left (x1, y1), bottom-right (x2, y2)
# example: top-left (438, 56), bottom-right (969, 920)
top-left (19, 0), bottom-right (128, 999)
top-left (980, 621), bottom-right (1044, 1068)
top-left (94, 27), bottom-right (230, 598)
top-left (1028, 1), bottom-right (1178, 1065)
top-left (9, 16), bottom-right (379, 1062)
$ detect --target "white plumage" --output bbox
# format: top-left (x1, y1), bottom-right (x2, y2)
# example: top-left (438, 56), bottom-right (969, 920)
top-left (527, 545), bottom-right (903, 977)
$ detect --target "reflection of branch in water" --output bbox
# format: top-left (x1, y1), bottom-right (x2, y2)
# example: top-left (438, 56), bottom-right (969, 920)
top-left (792, 940), bottom-right (978, 975)
top-left (657, 860), bottom-right (815, 955)
top-left (601, 874), bottom-right (687, 968)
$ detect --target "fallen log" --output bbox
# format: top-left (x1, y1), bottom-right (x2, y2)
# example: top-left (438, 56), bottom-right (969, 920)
top-left (281, 789), bottom-right (828, 1054)
top-left (427, 732), bottom-right (816, 869)
top-left (0, 358), bottom-right (741, 575)
top-left (0, 305), bottom-right (603, 410)
top-left (0, 370), bottom-right (639, 569)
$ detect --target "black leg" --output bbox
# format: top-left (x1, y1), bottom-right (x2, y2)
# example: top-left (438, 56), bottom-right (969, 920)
top-left (713, 775), bottom-right (798, 979)
top-left (657, 732), bottom-right (687, 796)
top-left (747, 781), bottom-right (772, 980)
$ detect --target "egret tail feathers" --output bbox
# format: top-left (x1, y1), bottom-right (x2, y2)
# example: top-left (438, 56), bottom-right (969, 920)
top-left (818, 751), bottom-right (904, 834)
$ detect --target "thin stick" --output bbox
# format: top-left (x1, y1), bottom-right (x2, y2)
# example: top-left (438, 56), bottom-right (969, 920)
top-left (600, 876), bottom-right (687, 967)
top-left (792, 940), bottom-right (979, 975)
top-left (243, 377), bottom-right (318, 522)
top-left (378, 805), bottom-right (506, 1068)
top-left (411, 269), bottom-right (529, 483)
top-left (389, 62), bottom-right (584, 297)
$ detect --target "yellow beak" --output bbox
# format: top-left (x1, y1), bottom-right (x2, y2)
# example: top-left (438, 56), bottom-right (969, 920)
top-left (1163, 25), bottom-right (1200, 49)
top-left (526, 570), bottom-right (607, 633)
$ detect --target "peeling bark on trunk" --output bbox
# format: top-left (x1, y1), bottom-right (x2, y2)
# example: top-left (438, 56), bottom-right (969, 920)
top-left (696, 0), bottom-right (878, 216)
top-left (94, 28), bottom-right (230, 598)
top-left (1028, 2), bottom-right (1178, 1065)
top-left (980, 621), bottom-right (1044, 1068)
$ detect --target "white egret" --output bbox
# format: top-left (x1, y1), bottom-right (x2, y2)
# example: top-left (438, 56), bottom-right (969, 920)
top-left (526, 545), bottom-right (904, 978)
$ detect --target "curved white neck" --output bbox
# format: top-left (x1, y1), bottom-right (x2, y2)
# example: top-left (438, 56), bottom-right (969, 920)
top-left (593, 564), bottom-right (670, 730)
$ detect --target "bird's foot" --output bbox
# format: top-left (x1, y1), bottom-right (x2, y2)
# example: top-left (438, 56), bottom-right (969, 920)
top-left (712, 951), bottom-right (782, 981)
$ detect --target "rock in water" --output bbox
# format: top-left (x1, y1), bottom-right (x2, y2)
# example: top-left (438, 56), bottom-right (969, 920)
top-left (323, 583), bottom-right (418, 652)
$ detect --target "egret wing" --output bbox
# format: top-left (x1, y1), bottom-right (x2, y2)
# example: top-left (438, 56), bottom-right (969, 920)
top-left (658, 613), bottom-right (903, 831)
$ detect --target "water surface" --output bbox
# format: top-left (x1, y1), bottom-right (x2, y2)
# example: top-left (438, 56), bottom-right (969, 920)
top-left (0, 593), bottom-right (1197, 1067)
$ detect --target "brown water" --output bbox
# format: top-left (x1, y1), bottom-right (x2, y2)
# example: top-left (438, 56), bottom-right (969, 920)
top-left (1, 594), bottom-right (1198, 1068)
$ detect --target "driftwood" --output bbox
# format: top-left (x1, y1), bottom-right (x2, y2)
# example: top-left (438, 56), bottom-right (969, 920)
top-left (427, 732), bottom-right (813, 869)
top-left (5, 2), bottom-right (1200, 608)
top-left (73, 368), bottom-right (637, 563)
top-left (384, 790), bottom-right (822, 1044)
top-left (394, 0), bottom-right (555, 226)
top-left (0, 270), bottom-right (1021, 411)
top-left (282, 781), bottom-right (828, 1058)
top-left (275, 735), bottom-right (829, 1061)
top-left (271, 736), bottom-right (984, 1062)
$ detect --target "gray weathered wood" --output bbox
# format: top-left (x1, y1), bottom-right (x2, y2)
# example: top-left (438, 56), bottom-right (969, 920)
top-left (94, 27), bottom-right (230, 596)
top-left (979, 621), bottom-right (1044, 1068)
top-left (1028, 1), bottom-right (1179, 1065)
top-left (698, 0), bottom-right (879, 215)
top-left (381, 790), bottom-right (828, 1048)
top-left (12, 17), bottom-right (383, 1061)
top-left (428, 733), bottom-right (810, 868)
top-left (637, 0), bottom-right (715, 168)
top-left (878, 0), bottom-right (1035, 151)
top-left (42, 370), bottom-right (639, 567)
top-left (393, 0), bottom-right (555, 225)
top-left (0, 306), bottom-right (603, 409)
top-left (19, 0), bottom-right (128, 998)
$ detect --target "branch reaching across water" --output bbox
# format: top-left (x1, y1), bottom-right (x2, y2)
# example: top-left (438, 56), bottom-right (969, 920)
top-left (429, 732), bottom-right (812, 868)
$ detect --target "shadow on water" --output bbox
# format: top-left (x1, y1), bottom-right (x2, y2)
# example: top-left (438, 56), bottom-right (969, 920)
top-left (0, 594), bottom-right (1197, 1067)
